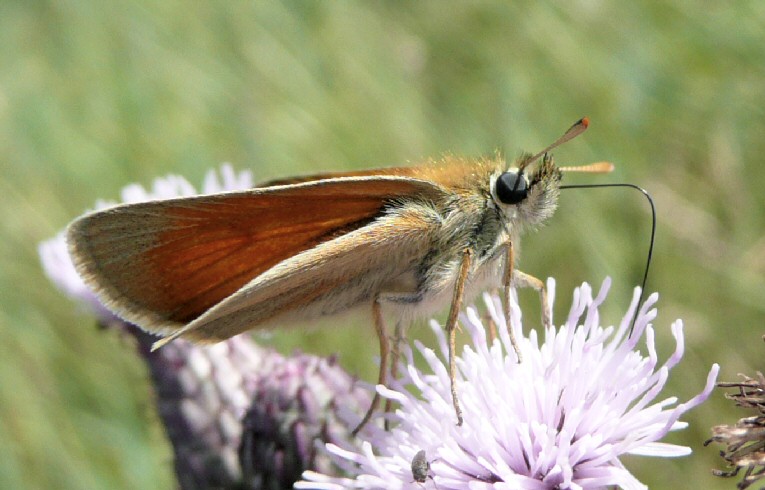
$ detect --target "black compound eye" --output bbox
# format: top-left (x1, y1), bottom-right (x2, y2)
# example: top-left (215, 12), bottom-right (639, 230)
top-left (495, 171), bottom-right (528, 204)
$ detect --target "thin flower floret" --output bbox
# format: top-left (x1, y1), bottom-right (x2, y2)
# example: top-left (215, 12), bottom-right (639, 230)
top-left (298, 278), bottom-right (719, 490)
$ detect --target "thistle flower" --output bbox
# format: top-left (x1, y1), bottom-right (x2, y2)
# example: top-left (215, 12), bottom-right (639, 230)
top-left (39, 165), bottom-right (367, 489)
top-left (299, 279), bottom-right (720, 490)
top-left (706, 372), bottom-right (765, 489)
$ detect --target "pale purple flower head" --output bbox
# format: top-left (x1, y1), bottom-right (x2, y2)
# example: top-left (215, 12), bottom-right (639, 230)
top-left (299, 278), bottom-right (720, 490)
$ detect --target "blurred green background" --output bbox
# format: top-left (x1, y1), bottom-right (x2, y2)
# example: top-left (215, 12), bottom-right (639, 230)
top-left (2, 1), bottom-right (764, 488)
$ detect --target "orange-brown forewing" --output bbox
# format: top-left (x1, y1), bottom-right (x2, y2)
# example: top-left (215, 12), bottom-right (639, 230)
top-left (67, 176), bottom-right (448, 334)
top-left (159, 204), bottom-right (440, 344)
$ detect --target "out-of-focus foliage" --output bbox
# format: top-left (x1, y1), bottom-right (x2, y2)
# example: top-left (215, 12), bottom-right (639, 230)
top-left (2, 1), bottom-right (763, 488)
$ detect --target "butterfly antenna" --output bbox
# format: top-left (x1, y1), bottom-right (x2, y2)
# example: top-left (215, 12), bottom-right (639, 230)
top-left (560, 161), bottom-right (615, 173)
top-left (522, 117), bottom-right (591, 171)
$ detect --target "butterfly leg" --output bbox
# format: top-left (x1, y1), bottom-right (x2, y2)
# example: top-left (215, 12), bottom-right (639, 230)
top-left (383, 320), bottom-right (405, 430)
top-left (352, 297), bottom-right (389, 436)
top-left (512, 269), bottom-right (552, 329)
top-left (502, 241), bottom-right (523, 361)
top-left (485, 310), bottom-right (498, 344)
top-left (445, 248), bottom-right (473, 426)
